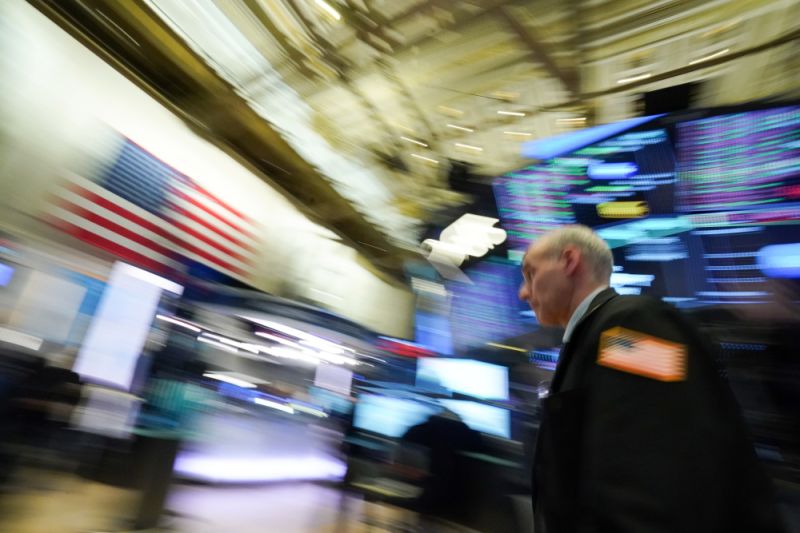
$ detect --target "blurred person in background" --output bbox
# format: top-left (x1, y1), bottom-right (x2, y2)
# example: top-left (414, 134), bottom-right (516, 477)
top-left (399, 406), bottom-right (483, 526)
top-left (518, 225), bottom-right (785, 533)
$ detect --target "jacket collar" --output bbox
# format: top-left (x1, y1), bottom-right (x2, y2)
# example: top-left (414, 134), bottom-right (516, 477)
top-left (549, 287), bottom-right (618, 393)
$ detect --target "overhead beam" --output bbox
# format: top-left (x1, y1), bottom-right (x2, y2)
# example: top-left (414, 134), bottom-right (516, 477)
top-left (498, 6), bottom-right (580, 97)
top-left (29, 0), bottom-right (409, 278)
top-left (283, 0), bottom-right (397, 146)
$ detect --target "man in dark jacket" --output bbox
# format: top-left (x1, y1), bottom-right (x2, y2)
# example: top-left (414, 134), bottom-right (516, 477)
top-left (519, 224), bottom-right (784, 533)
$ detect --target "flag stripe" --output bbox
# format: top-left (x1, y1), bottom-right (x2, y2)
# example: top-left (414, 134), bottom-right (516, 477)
top-left (166, 230), bottom-right (246, 276)
top-left (54, 197), bottom-right (176, 262)
top-left (183, 177), bottom-right (250, 223)
top-left (57, 221), bottom-right (168, 274)
top-left (49, 138), bottom-right (258, 281)
top-left (167, 218), bottom-right (248, 261)
top-left (65, 179), bottom-right (174, 243)
top-left (166, 199), bottom-right (255, 254)
top-left (179, 249), bottom-right (243, 281)
top-left (598, 327), bottom-right (687, 382)
top-left (48, 212), bottom-right (179, 273)
top-left (170, 186), bottom-right (256, 240)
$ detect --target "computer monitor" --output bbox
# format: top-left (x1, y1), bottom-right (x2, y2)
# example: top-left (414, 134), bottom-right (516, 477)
top-left (353, 394), bottom-right (436, 438)
top-left (416, 358), bottom-right (509, 400)
top-left (440, 399), bottom-right (511, 439)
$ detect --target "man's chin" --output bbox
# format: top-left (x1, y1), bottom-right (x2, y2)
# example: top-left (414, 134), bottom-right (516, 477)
top-left (534, 313), bottom-right (555, 326)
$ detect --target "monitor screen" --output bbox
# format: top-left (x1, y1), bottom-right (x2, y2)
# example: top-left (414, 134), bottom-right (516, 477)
top-left (416, 358), bottom-right (509, 400)
top-left (353, 394), bottom-right (436, 438)
top-left (0, 262), bottom-right (14, 287)
top-left (440, 400), bottom-right (511, 439)
top-left (493, 105), bottom-right (800, 312)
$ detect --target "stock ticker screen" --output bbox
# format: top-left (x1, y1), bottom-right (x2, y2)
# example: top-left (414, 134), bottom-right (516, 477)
top-left (484, 105), bottom-right (800, 333)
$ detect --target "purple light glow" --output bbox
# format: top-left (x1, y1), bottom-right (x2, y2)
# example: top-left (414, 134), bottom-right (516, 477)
top-left (174, 452), bottom-right (347, 483)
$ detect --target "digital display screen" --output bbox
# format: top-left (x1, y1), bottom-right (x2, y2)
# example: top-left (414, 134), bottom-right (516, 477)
top-left (0, 262), bottom-right (14, 287)
top-left (353, 394), bottom-right (436, 438)
top-left (440, 400), bottom-right (510, 438)
top-left (491, 105), bottom-right (800, 313)
top-left (416, 358), bottom-right (509, 400)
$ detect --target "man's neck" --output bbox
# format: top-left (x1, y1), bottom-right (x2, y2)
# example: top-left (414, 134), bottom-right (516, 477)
top-left (563, 282), bottom-right (607, 326)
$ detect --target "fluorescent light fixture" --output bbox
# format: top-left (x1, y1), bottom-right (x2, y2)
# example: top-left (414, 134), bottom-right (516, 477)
top-left (401, 136), bottom-right (428, 147)
top-left (290, 403), bottom-right (328, 417)
top-left (503, 131), bottom-right (533, 137)
top-left (200, 333), bottom-right (259, 354)
top-left (617, 73), bottom-right (652, 84)
top-left (446, 124), bottom-right (474, 133)
top-left (300, 338), bottom-right (343, 354)
top-left (498, 110), bottom-right (526, 117)
top-left (115, 262), bottom-right (183, 295)
top-left (314, 0), bottom-right (341, 20)
top-left (204, 372), bottom-right (257, 388)
top-left (410, 153), bottom-right (439, 164)
top-left (255, 331), bottom-right (300, 348)
top-left (254, 397), bottom-right (295, 414)
top-left (173, 453), bottom-right (346, 483)
top-left (689, 48), bottom-right (729, 66)
top-left (438, 105), bottom-right (464, 116)
top-left (155, 314), bottom-right (202, 332)
top-left (455, 142), bottom-right (483, 152)
top-left (198, 336), bottom-right (239, 354)
top-left (556, 117), bottom-right (586, 124)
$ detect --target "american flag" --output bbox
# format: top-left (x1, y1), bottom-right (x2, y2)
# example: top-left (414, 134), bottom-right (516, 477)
top-left (48, 137), bottom-right (257, 281)
top-left (597, 326), bottom-right (687, 382)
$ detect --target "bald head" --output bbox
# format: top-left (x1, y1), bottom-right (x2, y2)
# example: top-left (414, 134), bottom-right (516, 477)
top-left (534, 225), bottom-right (613, 284)
top-left (519, 225), bottom-right (613, 327)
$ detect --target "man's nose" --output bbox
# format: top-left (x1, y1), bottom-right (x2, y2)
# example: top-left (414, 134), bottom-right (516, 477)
top-left (519, 283), bottom-right (529, 301)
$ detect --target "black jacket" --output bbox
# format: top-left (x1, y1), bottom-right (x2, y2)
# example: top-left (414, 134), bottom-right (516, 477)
top-left (532, 288), bottom-right (785, 533)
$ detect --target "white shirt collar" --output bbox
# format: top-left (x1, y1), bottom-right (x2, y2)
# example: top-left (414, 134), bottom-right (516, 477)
top-left (562, 286), bottom-right (608, 344)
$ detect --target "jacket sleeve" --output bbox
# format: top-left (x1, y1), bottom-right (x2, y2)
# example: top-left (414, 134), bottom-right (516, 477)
top-left (577, 304), bottom-right (728, 533)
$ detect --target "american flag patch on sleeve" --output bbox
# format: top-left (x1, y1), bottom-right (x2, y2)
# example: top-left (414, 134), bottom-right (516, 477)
top-left (597, 327), bottom-right (687, 382)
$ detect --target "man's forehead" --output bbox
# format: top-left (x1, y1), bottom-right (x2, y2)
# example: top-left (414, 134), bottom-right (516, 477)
top-left (522, 240), bottom-right (547, 266)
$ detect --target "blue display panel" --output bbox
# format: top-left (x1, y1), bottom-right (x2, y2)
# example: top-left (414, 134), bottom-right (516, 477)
top-left (493, 105), bottom-right (800, 310)
top-left (416, 358), bottom-right (509, 400)
top-left (440, 400), bottom-right (511, 439)
top-left (353, 394), bottom-right (436, 438)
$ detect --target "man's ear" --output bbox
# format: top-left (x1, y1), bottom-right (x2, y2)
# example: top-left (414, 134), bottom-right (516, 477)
top-left (562, 245), bottom-right (580, 276)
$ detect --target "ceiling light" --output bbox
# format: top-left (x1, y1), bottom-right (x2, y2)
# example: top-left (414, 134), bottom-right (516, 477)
top-left (198, 336), bottom-right (239, 353)
top-left (290, 403), bottom-right (328, 417)
top-left (702, 19), bottom-right (740, 38)
top-left (255, 331), bottom-right (299, 348)
top-left (401, 136), bottom-right (428, 147)
top-left (455, 142), bottom-right (483, 152)
top-left (204, 372), bottom-right (257, 388)
top-left (394, 123), bottom-right (416, 133)
top-left (314, 0), bottom-right (341, 20)
top-left (155, 314), bottom-right (202, 333)
top-left (689, 48), bottom-right (729, 66)
top-left (438, 105), bottom-right (464, 116)
top-left (503, 131), bottom-right (533, 137)
top-left (556, 117), bottom-right (586, 124)
top-left (446, 124), bottom-right (474, 133)
top-left (254, 398), bottom-right (296, 414)
top-left (617, 73), bottom-right (652, 84)
top-left (492, 91), bottom-right (519, 101)
top-left (498, 110), bottom-right (525, 117)
top-left (410, 153), bottom-right (439, 164)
